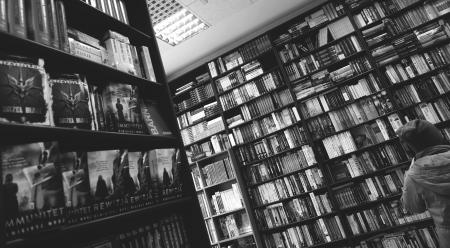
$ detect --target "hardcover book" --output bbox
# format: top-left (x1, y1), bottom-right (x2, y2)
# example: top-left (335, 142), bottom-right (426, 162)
top-left (111, 149), bottom-right (138, 196)
top-left (140, 98), bottom-right (172, 135)
top-left (60, 151), bottom-right (92, 207)
top-left (101, 83), bottom-right (146, 134)
top-left (87, 150), bottom-right (117, 200)
top-left (149, 148), bottom-right (182, 200)
top-left (0, 56), bottom-right (53, 125)
top-left (50, 74), bottom-right (93, 129)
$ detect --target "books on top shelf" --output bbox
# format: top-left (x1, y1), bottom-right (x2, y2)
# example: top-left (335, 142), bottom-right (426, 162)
top-left (81, 0), bottom-right (130, 24)
top-left (186, 134), bottom-right (231, 164)
top-left (180, 116), bottom-right (225, 146)
top-left (1, 141), bottom-right (183, 240)
top-left (207, 35), bottom-right (271, 78)
top-left (346, 200), bottom-right (431, 236)
top-left (175, 82), bottom-right (215, 113)
top-left (263, 216), bottom-right (346, 247)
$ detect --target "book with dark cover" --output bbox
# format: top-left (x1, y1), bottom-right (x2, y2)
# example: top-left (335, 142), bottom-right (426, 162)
top-left (128, 151), bottom-right (150, 193)
top-left (25, 0), bottom-right (51, 46)
top-left (140, 98), bottom-right (172, 135)
top-left (55, 0), bottom-right (69, 52)
top-left (87, 150), bottom-right (117, 201)
top-left (1, 142), bottom-right (65, 239)
top-left (60, 151), bottom-right (92, 207)
top-left (112, 149), bottom-right (138, 196)
top-left (0, 55), bottom-right (53, 125)
top-left (101, 83), bottom-right (146, 134)
top-left (150, 149), bottom-right (182, 200)
top-left (50, 74), bottom-right (92, 129)
top-left (0, 0), bottom-right (7, 31)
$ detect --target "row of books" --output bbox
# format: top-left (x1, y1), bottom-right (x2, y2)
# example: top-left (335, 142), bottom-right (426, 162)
top-left (228, 89), bottom-right (295, 127)
top-left (230, 107), bottom-right (302, 145)
top-left (0, 0), bottom-right (68, 50)
top-left (173, 72), bottom-right (210, 94)
top-left (252, 167), bottom-right (325, 206)
top-left (263, 216), bottom-right (346, 247)
top-left (176, 100), bottom-right (220, 129)
top-left (330, 142), bottom-right (409, 183)
top-left (246, 146), bottom-right (317, 185)
top-left (2, 142), bottom-right (181, 240)
top-left (217, 211), bottom-right (253, 240)
top-left (333, 168), bottom-right (405, 209)
top-left (180, 116), bottom-right (225, 146)
top-left (210, 183), bottom-right (244, 215)
top-left (69, 28), bottom-right (156, 80)
top-left (175, 82), bottom-right (215, 113)
top-left (0, 56), bottom-right (170, 135)
top-left (256, 192), bottom-right (334, 229)
top-left (354, 226), bottom-right (439, 248)
top-left (201, 157), bottom-right (235, 187)
top-left (81, 0), bottom-right (129, 24)
top-left (392, 79), bottom-right (448, 108)
top-left (383, 47), bottom-right (450, 85)
top-left (287, 56), bottom-right (372, 91)
top-left (219, 72), bottom-right (283, 111)
top-left (207, 35), bottom-right (271, 78)
top-left (79, 214), bottom-right (190, 248)
top-left (400, 96), bottom-right (450, 125)
top-left (278, 35), bottom-right (361, 64)
top-left (346, 200), bottom-right (431, 235)
top-left (346, 0), bottom-right (420, 11)
top-left (186, 134), bottom-right (232, 164)
top-left (272, 2), bottom-right (346, 45)
top-left (215, 70), bottom-right (245, 93)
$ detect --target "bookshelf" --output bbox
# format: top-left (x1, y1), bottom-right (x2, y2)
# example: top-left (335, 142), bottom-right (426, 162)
top-left (170, 0), bottom-right (450, 247)
top-left (0, 0), bottom-right (210, 247)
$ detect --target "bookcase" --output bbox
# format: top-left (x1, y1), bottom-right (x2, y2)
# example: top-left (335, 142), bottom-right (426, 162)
top-left (0, 0), bottom-right (210, 248)
top-left (170, 0), bottom-right (450, 247)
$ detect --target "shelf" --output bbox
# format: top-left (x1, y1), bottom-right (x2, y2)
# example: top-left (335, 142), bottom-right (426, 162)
top-left (339, 193), bottom-right (402, 213)
top-left (217, 67), bottom-right (279, 96)
top-left (184, 129), bottom-right (227, 148)
top-left (254, 186), bottom-right (328, 209)
top-left (200, 178), bottom-right (237, 192)
top-left (205, 207), bottom-right (246, 220)
top-left (190, 150), bottom-right (229, 166)
top-left (217, 232), bottom-right (254, 245)
top-left (386, 63), bottom-right (450, 89)
top-left (179, 112), bottom-right (222, 131)
top-left (6, 196), bottom-right (193, 248)
top-left (233, 122), bottom-right (302, 148)
top-left (0, 31), bottom-right (159, 89)
top-left (223, 84), bottom-right (289, 113)
top-left (239, 143), bottom-right (308, 167)
top-left (261, 212), bottom-right (338, 233)
top-left (63, 0), bottom-right (152, 44)
top-left (248, 163), bottom-right (319, 188)
top-left (284, 47), bottom-right (366, 67)
top-left (0, 123), bottom-right (178, 150)
top-left (330, 161), bottom-right (411, 188)
top-left (228, 102), bottom-right (297, 130)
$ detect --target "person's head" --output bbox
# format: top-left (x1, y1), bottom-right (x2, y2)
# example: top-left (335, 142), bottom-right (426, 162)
top-left (396, 119), bottom-right (446, 156)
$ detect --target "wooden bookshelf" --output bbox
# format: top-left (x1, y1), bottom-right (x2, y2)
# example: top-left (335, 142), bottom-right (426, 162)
top-left (169, 0), bottom-right (450, 247)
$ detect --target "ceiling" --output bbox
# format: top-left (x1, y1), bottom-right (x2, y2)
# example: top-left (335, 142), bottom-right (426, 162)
top-left (156, 0), bottom-right (326, 81)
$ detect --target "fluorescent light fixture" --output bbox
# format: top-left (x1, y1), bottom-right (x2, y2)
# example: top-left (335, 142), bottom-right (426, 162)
top-left (150, 4), bottom-right (209, 46)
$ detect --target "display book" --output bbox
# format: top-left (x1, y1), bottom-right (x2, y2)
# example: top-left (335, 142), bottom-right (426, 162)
top-left (0, 140), bottom-right (183, 240)
top-left (80, 0), bottom-right (129, 25)
top-left (0, 0), bottom-right (156, 82)
top-left (191, 152), bottom-right (257, 248)
top-left (0, 52), bottom-right (172, 135)
top-left (75, 213), bottom-right (191, 248)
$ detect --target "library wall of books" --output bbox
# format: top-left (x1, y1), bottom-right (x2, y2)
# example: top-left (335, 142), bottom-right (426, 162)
top-left (169, 0), bottom-right (450, 248)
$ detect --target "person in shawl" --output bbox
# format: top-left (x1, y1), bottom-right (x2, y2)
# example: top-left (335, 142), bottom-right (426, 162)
top-left (397, 119), bottom-right (450, 247)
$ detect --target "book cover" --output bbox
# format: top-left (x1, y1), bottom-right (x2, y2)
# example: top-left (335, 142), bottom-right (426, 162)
top-left (60, 151), bottom-right (92, 207)
top-left (87, 150), bottom-right (117, 200)
top-left (2, 142), bottom-right (63, 213)
top-left (140, 98), bottom-right (172, 135)
top-left (50, 74), bottom-right (93, 129)
top-left (101, 83), bottom-right (146, 134)
top-left (111, 150), bottom-right (138, 196)
top-left (0, 56), bottom-right (53, 125)
top-left (149, 148), bottom-right (182, 200)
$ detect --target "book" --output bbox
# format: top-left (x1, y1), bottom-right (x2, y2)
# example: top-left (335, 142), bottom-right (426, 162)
top-left (60, 151), bottom-right (92, 208)
top-left (7, 0), bottom-right (27, 38)
top-left (140, 98), bottom-right (172, 135)
top-left (87, 150), bottom-right (117, 200)
top-left (0, 55), bottom-right (53, 125)
top-left (150, 148), bottom-right (182, 201)
top-left (101, 83), bottom-right (146, 134)
top-left (50, 74), bottom-right (93, 129)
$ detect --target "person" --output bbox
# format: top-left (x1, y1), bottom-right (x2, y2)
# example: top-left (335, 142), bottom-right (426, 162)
top-left (397, 119), bottom-right (450, 247)
top-left (3, 174), bottom-right (19, 216)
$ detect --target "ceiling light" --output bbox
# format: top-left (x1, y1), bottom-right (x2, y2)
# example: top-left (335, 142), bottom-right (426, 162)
top-left (148, 0), bottom-right (209, 46)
